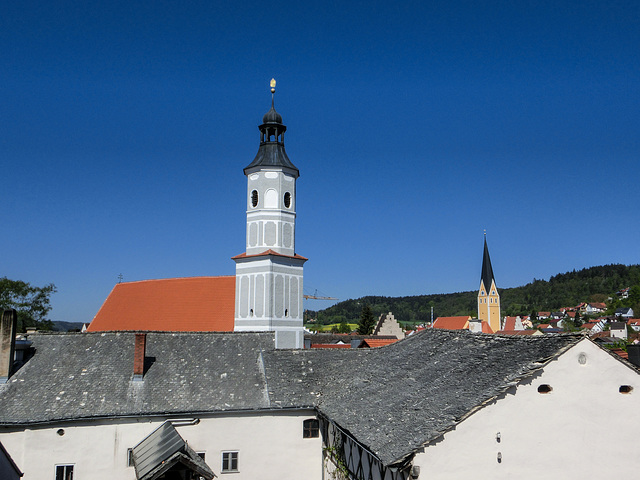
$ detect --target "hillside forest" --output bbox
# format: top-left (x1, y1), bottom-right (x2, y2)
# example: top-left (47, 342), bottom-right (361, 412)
top-left (305, 264), bottom-right (640, 328)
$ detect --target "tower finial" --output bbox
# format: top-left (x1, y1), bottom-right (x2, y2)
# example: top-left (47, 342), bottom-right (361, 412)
top-left (270, 78), bottom-right (276, 107)
top-left (484, 229), bottom-right (486, 237)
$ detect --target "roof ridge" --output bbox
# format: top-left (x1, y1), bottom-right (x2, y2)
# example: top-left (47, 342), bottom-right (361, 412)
top-left (115, 275), bottom-right (235, 285)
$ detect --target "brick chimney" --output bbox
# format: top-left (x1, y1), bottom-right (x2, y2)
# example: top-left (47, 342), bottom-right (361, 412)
top-left (133, 333), bottom-right (146, 382)
top-left (1, 309), bottom-right (18, 384)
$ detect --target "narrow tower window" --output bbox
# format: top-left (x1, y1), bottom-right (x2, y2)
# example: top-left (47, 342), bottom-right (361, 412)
top-left (284, 192), bottom-right (291, 208)
top-left (251, 190), bottom-right (258, 207)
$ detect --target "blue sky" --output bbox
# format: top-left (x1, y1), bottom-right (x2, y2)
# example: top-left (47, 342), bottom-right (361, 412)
top-left (2, 1), bottom-right (639, 323)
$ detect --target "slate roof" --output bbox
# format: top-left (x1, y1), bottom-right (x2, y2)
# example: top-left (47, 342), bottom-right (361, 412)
top-left (0, 329), bottom-right (583, 468)
top-left (0, 332), bottom-right (274, 424)
top-left (88, 277), bottom-right (235, 332)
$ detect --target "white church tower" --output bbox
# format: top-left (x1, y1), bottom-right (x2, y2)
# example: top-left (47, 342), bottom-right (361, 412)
top-left (233, 80), bottom-right (307, 349)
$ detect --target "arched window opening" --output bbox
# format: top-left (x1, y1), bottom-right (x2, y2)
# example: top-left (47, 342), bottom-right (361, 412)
top-left (538, 384), bottom-right (552, 394)
top-left (251, 190), bottom-right (258, 208)
top-left (284, 192), bottom-right (291, 208)
top-left (303, 419), bottom-right (319, 438)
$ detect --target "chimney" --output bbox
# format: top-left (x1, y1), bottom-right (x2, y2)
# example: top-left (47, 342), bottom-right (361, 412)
top-left (627, 344), bottom-right (640, 369)
top-left (1, 309), bottom-right (18, 384)
top-left (133, 333), bottom-right (146, 382)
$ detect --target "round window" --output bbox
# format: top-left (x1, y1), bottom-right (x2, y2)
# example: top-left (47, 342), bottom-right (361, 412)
top-left (284, 192), bottom-right (291, 208)
top-left (251, 190), bottom-right (258, 207)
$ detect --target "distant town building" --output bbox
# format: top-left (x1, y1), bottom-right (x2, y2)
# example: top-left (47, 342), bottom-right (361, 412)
top-left (373, 312), bottom-right (404, 339)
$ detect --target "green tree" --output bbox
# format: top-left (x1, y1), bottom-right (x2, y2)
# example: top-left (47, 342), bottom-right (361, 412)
top-left (573, 310), bottom-right (582, 328)
top-left (357, 304), bottom-right (376, 335)
top-left (337, 322), bottom-right (351, 334)
top-left (0, 277), bottom-right (57, 332)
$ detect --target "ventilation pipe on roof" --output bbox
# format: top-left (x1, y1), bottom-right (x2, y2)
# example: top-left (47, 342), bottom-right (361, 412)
top-left (133, 333), bottom-right (146, 382)
top-left (628, 344), bottom-right (640, 368)
top-left (0, 309), bottom-right (18, 384)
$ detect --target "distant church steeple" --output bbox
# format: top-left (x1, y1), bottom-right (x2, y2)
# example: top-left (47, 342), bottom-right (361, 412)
top-left (232, 79), bottom-right (306, 349)
top-left (477, 234), bottom-right (500, 332)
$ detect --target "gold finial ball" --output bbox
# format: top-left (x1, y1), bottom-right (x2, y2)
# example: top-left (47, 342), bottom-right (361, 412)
top-left (270, 78), bottom-right (276, 94)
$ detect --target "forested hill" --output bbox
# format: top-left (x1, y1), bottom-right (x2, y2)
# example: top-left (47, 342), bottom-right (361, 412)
top-left (309, 264), bottom-right (640, 326)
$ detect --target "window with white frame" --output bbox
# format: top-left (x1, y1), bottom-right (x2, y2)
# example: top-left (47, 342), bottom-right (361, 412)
top-left (55, 465), bottom-right (74, 480)
top-left (221, 451), bottom-right (238, 473)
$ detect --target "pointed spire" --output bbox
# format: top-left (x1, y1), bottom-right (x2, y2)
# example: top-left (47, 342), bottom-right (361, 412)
top-left (481, 235), bottom-right (495, 292)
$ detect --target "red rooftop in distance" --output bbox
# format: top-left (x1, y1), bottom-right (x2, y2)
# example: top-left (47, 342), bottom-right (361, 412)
top-left (87, 276), bottom-right (235, 332)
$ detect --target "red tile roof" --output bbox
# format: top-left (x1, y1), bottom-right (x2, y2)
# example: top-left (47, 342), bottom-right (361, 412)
top-left (503, 317), bottom-right (517, 331)
top-left (537, 324), bottom-right (550, 329)
top-left (88, 276), bottom-right (235, 332)
top-left (359, 338), bottom-right (398, 348)
top-left (589, 302), bottom-right (607, 310)
top-left (610, 348), bottom-right (629, 360)
top-left (432, 316), bottom-right (470, 330)
top-left (481, 321), bottom-right (494, 334)
top-left (231, 249), bottom-right (308, 261)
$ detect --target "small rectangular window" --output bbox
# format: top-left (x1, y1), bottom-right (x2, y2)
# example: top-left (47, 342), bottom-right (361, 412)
top-left (303, 418), bottom-right (319, 438)
top-left (222, 451), bottom-right (238, 472)
top-left (56, 465), bottom-right (74, 480)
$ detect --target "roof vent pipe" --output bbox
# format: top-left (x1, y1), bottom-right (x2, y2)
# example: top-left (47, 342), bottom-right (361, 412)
top-left (627, 344), bottom-right (640, 368)
top-left (133, 333), bottom-right (146, 382)
top-left (0, 309), bottom-right (18, 384)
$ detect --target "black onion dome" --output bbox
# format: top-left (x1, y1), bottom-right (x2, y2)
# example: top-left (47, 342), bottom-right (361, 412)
top-left (262, 103), bottom-right (283, 124)
top-left (244, 98), bottom-right (299, 176)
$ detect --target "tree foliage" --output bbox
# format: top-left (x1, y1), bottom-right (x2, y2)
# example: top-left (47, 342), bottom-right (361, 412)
top-left (357, 304), bottom-right (376, 335)
top-left (0, 277), bottom-right (57, 332)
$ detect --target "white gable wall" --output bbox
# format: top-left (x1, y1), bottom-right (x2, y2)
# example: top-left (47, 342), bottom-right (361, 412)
top-left (0, 410), bottom-right (322, 480)
top-left (413, 339), bottom-right (639, 479)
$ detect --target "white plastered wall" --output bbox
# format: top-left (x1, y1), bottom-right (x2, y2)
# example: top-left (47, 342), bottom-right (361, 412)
top-left (413, 339), bottom-right (639, 479)
top-left (0, 410), bottom-right (322, 480)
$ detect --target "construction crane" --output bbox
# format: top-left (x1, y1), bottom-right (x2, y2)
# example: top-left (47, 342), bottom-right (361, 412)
top-left (303, 289), bottom-right (338, 301)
